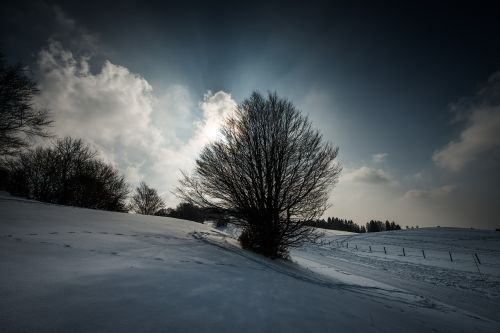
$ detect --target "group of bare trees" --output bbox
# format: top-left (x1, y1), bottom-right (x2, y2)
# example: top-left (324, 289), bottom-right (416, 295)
top-left (6, 139), bottom-right (167, 214)
top-left (7, 138), bottom-right (129, 211)
top-left (1, 51), bottom-right (342, 259)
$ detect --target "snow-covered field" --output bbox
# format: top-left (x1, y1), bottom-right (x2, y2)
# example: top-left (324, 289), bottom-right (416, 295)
top-left (293, 228), bottom-right (500, 325)
top-left (1, 193), bottom-right (499, 332)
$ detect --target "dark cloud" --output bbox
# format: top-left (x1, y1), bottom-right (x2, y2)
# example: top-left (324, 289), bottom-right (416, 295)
top-left (434, 72), bottom-right (500, 171)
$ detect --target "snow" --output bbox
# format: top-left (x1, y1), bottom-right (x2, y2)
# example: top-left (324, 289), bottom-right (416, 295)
top-left (292, 227), bottom-right (500, 324)
top-left (1, 193), bottom-right (499, 332)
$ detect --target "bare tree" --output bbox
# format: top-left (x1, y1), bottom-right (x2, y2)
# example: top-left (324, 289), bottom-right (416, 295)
top-left (130, 182), bottom-right (165, 215)
top-left (0, 53), bottom-right (52, 157)
top-left (177, 92), bottom-right (341, 258)
top-left (7, 137), bottom-right (129, 212)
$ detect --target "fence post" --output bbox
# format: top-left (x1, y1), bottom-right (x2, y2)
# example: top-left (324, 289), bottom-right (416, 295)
top-left (472, 254), bottom-right (483, 276)
top-left (384, 246), bottom-right (387, 255)
top-left (449, 251), bottom-right (453, 262)
top-left (422, 249), bottom-right (426, 259)
top-left (475, 253), bottom-right (482, 265)
top-left (403, 248), bottom-right (405, 256)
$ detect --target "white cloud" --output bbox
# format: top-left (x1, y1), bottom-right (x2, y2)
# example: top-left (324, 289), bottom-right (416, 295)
top-left (124, 165), bottom-right (143, 185)
top-left (34, 40), bottom-right (236, 206)
top-left (342, 166), bottom-right (394, 184)
top-left (153, 85), bottom-right (195, 144)
top-left (403, 184), bottom-right (457, 200)
top-left (372, 153), bottom-right (387, 163)
top-left (433, 71), bottom-right (500, 171)
top-left (36, 41), bottom-right (159, 150)
top-left (190, 91), bottom-right (236, 149)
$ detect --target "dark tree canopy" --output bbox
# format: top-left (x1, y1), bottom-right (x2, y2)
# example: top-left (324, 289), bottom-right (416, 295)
top-left (366, 220), bottom-right (401, 232)
top-left (177, 91), bottom-right (341, 258)
top-left (0, 53), bottom-right (52, 158)
top-left (159, 202), bottom-right (207, 223)
top-left (129, 181), bottom-right (165, 215)
top-left (6, 137), bottom-right (129, 212)
top-left (307, 217), bottom-right (367, 233)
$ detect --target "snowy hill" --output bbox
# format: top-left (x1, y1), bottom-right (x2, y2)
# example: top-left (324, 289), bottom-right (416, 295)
top-left (1, 193), bottom-right (499, 332)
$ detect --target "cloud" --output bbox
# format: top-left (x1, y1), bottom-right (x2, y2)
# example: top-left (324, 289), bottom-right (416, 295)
top-left (190, 91), bottom-right (237, 148)
top-left (36, 41), bottom-right (158, 150)
top-left (342, 166), bottom-right (394, 184)
top-left (403, 185), bottom-right (457, 200)
top-left (34, 39), bottom-right (236, 205)
top-left (433, 71), bottom-right (500, 171)
top-left (372, 153), bottom-right (387, 163)
top-left (148, 91), bottom-right (236, 195)
top-left (51, 5), bottom-right (101, 57)
top-left (406, 171), bottom-right (424, 181)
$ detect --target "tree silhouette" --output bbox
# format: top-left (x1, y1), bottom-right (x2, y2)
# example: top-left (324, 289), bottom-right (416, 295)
top-left (177, 91), bottom-right (341, 258)
top-left (7, 137), bottom-right (129, 212)
top-left (366, 219), bottom-right (401, 232)
top-left (0, 53), bottom-right (52, 157)
top-left (308, 217), bottom-right (366, 233)
top-left (163, 202), bottom-right (207, 222)
top-left (129, 181), bottom-right (165, 215)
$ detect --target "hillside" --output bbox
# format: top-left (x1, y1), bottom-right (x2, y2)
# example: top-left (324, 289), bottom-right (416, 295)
top-left (1, 193), bottom-right (499, 332)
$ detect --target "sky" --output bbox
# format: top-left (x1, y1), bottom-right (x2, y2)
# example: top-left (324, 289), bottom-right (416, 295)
top-left (1, 0), bottom-right (500, 229)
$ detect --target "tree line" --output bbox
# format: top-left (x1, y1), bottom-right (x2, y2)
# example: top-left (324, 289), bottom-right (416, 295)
top-left (5, 137), bottom-right (129, 211)
top-left (306, 217), bottom-right (366, 233)
top-left (1, 136), bottom-right (207, 218)
top-left (306, 217), bottom-right (401, 233)
top-left (366, 220), bottom-right (401, 232)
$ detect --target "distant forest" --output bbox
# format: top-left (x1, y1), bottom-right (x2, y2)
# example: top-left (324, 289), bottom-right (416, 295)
top-left (306, 217), bottom-right (402, 233)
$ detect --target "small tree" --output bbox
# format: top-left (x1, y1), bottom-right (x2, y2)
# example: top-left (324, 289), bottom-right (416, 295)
top-left (129, 182), bottom-right (165, 215)
top-left (177, 91), bottom-right (341, 258)
top-left (0, 53), bottom-right (52, 158)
